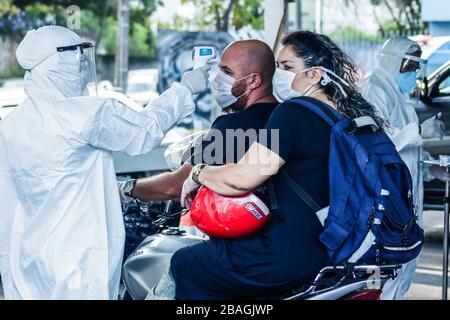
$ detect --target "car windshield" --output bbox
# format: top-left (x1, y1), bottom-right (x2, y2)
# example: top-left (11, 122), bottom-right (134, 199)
top-left (425, 41), bottom-right (450, 76)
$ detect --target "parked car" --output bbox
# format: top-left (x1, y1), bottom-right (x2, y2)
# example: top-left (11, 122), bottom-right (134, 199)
top-left (97, 80), bottom-right (144, 112)
top-left (126, 68), bottom-right (159, 107)
top-left (413, 35), bottom-right (450, 76)
top-left (417, 60), bottom-right (450, 132)
top-left (0, 78), bottom-right (26, 121)
top-left (417, 60), bottom-right (450, 208)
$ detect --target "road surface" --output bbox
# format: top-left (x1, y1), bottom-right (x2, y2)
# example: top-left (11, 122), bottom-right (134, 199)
top-left (1, 210), bottom-right (448, 300)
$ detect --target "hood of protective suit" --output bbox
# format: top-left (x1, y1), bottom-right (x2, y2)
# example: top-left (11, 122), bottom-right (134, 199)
top-left (378, 36), bottom-right (421, 78)
top-left (16, 26), bottom-right (84, 99)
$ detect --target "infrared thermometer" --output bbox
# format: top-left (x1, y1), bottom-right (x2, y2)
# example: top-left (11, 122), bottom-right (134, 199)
top-left (192, 46), bottom-right (217, 69)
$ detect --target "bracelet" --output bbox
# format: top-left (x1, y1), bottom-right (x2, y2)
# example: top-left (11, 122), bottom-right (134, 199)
top-left (192, 164), bottom-right (206, 185)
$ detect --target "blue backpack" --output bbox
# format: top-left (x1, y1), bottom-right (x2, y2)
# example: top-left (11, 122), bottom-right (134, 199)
top-left (274, 97), bottom-right (424, 266)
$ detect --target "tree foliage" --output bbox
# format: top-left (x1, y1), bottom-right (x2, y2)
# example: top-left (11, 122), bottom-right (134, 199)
top-left (178, 0), bottom-right (264, 32)
top-left (379, 0), bottom-right (425, 35)
top-left (346, 0), bottom-right (427, 35)
top-left (0, 0), bottom-right (159, 58)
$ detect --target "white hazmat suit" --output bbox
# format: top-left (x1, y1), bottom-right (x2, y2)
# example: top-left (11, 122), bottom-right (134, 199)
top-left (0, 26), bottom-right (199, 299)
top-left (360, 36), bottom-right (434, 300)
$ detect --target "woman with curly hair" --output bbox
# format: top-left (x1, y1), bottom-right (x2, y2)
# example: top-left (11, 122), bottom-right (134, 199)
top-left (166, 31), bottom-right (387, 300)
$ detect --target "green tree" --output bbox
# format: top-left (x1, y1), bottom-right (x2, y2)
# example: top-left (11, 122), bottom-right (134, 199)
top-left (178, 0), bottom-right (264, 32)
top-left (331, 26), bottom-right (379, 42)
top-left (377, 0), bottom-right (425, 35)
top-left (345, 0), bottom-right (427, 35)
top-left (0, 0), bottom-right (14, 15)
top-left (1, 1), bottom-right (160, 58)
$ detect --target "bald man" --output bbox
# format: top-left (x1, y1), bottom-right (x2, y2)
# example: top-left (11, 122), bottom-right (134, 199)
top-left (120, 40), bottom-right (278, 203)
top-left (139, 41), bottom-right (280, 300)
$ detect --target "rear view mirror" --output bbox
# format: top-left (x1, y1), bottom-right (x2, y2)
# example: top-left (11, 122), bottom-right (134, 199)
top-left (419, 76), bottom-right (429, 98)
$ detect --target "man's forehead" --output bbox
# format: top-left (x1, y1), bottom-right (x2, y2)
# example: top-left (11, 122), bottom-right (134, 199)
top-left (220, 47), bottom-right (245, 70)
top-left (222, 44), bottom-right (246, 60)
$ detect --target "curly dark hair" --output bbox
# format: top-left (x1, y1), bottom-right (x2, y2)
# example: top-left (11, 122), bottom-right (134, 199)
top-left (282, 30), bottom-right (387, 129)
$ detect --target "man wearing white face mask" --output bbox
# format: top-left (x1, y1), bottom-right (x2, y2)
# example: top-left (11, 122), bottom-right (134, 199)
top-left (118, 40), bottom-right (278, 208)
top-left (0, 25), bottom-right (209, 300)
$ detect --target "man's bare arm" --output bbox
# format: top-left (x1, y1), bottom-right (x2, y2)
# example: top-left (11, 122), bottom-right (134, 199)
top-left (131, 163), bottom-right (193, 201)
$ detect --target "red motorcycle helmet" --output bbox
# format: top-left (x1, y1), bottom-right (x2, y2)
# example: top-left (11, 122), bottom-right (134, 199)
top-left (189, 186), bottom-right (271, 239)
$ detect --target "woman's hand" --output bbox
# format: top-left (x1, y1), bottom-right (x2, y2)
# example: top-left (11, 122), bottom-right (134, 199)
top-left (187, 143), bottom-right (284, 197)
top-left (181, 174), bottom-right (200, 209)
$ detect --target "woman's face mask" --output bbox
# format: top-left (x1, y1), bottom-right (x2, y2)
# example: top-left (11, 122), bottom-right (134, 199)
top-left (212, 70), bottom-right (253, 109)
top-left (272, 67), bottom-right (313, 101)
top-left (273, 45), bottom-right (349, 102)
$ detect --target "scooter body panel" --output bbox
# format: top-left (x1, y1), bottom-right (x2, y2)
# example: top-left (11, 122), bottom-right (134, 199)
top-left (122, 233), bottom-right (203, 300)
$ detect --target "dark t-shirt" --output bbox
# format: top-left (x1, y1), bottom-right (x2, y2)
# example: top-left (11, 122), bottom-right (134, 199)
top-left (171, 97), bottom-right (331, 299)
top-left (187, 102), bottom-right (279, 165)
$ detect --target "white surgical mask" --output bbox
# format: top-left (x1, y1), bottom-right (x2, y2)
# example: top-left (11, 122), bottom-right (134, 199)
top-left (273, 67), bottom-right (313, 101)
top-left (273, 66), bottom-right (349, 101)
top-left (212, 70), bottom-right (253, 109)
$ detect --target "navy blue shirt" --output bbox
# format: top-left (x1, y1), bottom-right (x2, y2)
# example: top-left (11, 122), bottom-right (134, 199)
top-left (171, 98), bottom-right (331, 299)
top-left (187, 102), bottom-right (279, 165)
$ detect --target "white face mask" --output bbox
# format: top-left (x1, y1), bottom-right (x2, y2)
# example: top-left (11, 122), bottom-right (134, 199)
top-left (212, 70), bottom-right (253, 109)
top-left (273, 66), bottom-right (349, 101)
top-left (273, 67), bottom-right (313, 101)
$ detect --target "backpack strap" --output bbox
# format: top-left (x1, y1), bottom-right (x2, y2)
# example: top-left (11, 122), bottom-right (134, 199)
top-left (289, 96), bottom-right (340, 126)
top-left (267, 170), bottom-right (321, 214)
top-left (267, 177), bottom-right (279, 211)
top-left (280, 170), bottom-right (321, 212)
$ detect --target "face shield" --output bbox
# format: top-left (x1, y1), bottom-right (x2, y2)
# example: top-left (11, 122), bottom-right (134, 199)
top-left (400, 53), bottom-right (427, 80)
top-left (57, 42), bottom-right (97, 96)
top-left (393, 52), bottom-right (427, 97)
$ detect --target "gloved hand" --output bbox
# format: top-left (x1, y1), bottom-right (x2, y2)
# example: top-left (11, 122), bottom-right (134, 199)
top-left (180, 173), bottom-right (200, 209)
top-left (420, 115), bottom-right (445, 139)
top-left (181, 64), bottom-right (211, 95)
top-left (118, 180), bottom-right (134, 204)
top-left (431, 166), bottom-right (450, 182)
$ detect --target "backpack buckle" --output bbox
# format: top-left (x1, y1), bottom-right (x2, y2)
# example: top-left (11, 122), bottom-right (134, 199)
top-left (352, 116), bottom-right (380, 133)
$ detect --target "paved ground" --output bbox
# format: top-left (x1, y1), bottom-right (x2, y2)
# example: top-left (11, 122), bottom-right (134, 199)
top-left (1, 210), bottom-right (448, 300)
top-left (405, 240), bottom-right (448, 299)
top-left (405, 210), bottom-right (449, 300)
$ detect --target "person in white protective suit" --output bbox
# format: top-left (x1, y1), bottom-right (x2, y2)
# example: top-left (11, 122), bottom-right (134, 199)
top-left (0, 25), bottom-right (210, 300)
top-left (360, 36), bottom-right (445, 300)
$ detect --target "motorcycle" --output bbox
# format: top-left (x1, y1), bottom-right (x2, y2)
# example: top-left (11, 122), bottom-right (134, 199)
top-left (120, 132), bottom-right (402, 300)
